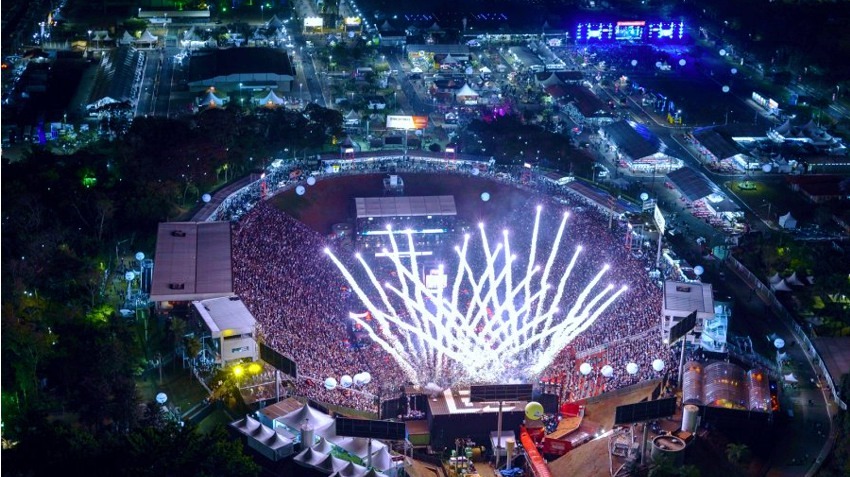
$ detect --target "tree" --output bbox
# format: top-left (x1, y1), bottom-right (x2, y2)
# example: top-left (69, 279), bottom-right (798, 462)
top-left (725, 442), bottom-right (750, 464)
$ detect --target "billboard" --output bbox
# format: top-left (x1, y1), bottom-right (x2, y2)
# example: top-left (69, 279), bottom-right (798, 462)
top-left (654, 204), bottom-right (666, 234)
top-left (386, 115), bottom-right (429, 130)
top-left (304, 17), bottom-right (323, 28)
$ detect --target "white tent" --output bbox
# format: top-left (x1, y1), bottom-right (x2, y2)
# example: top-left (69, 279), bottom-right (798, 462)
top-left (328, 436), bottom-right (388, 460)
top-left (369, 446), bottom-right (394, 471)
top-left (329, 465), bottom-right (390, 477)
top-left (442, 54), bottom-right (459, 65)
top-left (139, 30), bottom-right (158, 43)
top-left (784, 373), bottom-right (799, 383)
top-left (229, 415), bottom-right (295, 461)
top-left (771, 279), bottom-right (793, 292)
top-left (199, 90), bottom-right (227, 108)
top-left (120, 31), bottom-right (135, 45)
top-left (787, 272), bottom-right (805, 286)
top-left (312, 436), bottom-right (336, 454)
top-left (779, 212), bottom-right (797, 229)
top-left (479, 66), bottom-right (492, 74)
top-left (278, 403), bottom-right (335, 433)
top-left (335, 460), bottom-right (369, 477)
top-left (314, 453), bottom-right (349, 473)
top-left (456, 83), bottom-right (479, 98)
top-left (257, 90), bottom-right (285, 107)
top-left (293, 447), bottom-right (329, 469)
top-left (768, 272), bottom-right (783, 285)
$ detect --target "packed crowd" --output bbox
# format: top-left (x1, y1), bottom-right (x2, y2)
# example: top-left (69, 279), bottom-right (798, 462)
top-left (230, 167), bottom-right (673, 413)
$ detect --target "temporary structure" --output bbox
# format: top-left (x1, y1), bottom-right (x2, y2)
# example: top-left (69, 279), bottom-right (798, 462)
top-left (778, 212), bottom-right (797, 229)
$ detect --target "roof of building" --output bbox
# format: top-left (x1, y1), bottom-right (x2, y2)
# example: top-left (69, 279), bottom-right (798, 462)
top-left (666, 166), bottom-right (721, 202)
top-left (562, 84), bottom-right (610, 118)
top-left (663, 280), bottom-right (714, 314)
top-left (787, 174), bottom-right (847, 197)
top-left (150, 221), bottom-right (233, 301)
top-left (187, 47), bottom-right (294, 83)
top-left (693, 127), bottom-right (744, 161)
top-left (192, 296), bottom-right (256, 338)
top-left (355, 196), bottom-right (457, 218)
top-left (601, 120), bottom-right (663, 160)
top-left (87, 45), bottom-right (142, 109)
top-left (812, 337), bottom-right (850, 389)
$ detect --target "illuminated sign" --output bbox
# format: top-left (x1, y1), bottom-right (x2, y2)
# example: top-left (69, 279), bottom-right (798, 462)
top-left (304, 17), bottom-right (323, 28)
top-left (654, 205), bottom-right (666, 234)
top-left (386, 115), bottom-right (429, 130)
top-left (344, 17), bottom-right (362, 26)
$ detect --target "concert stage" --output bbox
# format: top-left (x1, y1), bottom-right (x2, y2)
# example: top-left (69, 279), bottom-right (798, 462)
top-left (426, 388), bottom-right (528, 450)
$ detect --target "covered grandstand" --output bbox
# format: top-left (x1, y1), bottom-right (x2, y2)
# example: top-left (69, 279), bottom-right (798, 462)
top-left (86, 45), bottom-right (143, 111)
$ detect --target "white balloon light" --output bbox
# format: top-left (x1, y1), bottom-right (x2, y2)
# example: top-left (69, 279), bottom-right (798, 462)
top-left (640, 192), bottom-right (649, 201)
top-left (202, 193), bottom-right (212, 203)
top-left (722, 85), bottom-right (730, 93)
top-left (481, 192), bottom-right (491, 202)
top-left (679, 59), bottom-right (686, 66)
top-left (353, 373), bottom-right (366, 386)
top-left (340, 375), bottom-right (353, 388)
top-left (307, 176), bottom-right (317, 186)
top-left (324, 377), bottom-right (338, 390)
top-left (296, 185), bottom-right (306, 195)
top-left (626, 362), bottom-right (639, 375)
top-left (652, 359), bottom-right (665, 372)
top-left (631, 59), bottom-right (637, 66)
top-left (471, 167), bottom-right (480, 176)
top-left (694, 265), bottom-right (704, 276)
top-left (774, 338), bottom-right (785, 349)
top-left (360, 372), bottom-right (372, 384)
top-left (731, 68), bottom-right (738, 75)
top-left (579, 363), bottom-right (592, 376)
top-left (719, 49), bottom-right (727, 56)
top-left (601, 365), bottom-right (614, 378)
top-left (762, 164), bottom-right (772, 173)
top-left (655, 61), bottom-right (662, 68)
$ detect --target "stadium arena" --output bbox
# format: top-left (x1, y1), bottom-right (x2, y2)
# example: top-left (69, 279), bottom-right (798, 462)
top-left (221, 152), bottom-right (674, 417)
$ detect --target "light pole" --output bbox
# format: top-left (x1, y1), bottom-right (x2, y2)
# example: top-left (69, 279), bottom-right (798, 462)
top-left (261, 5), bottom-right (265, 23)
top-left (299, 82), bottom-right (303, 100)
top-left (87, 30), bottom-right (92, 51)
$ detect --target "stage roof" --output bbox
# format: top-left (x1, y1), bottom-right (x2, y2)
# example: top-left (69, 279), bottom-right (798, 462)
top-left (601, 120), bottom-right (663, 161)
top-left (663, 280), bottom-right (713, 314)
top-left (150, 222), bottom-right (233, 302)
top-left (666, 166), bottom-right (720, 202)
top-left (355, 196), bottom-right (456, 218)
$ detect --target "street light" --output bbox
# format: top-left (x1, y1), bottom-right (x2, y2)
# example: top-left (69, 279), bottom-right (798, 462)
top-left (87, 30), bottom-right (92, 51)
top-left (261, 5), bottom-right (265, 23)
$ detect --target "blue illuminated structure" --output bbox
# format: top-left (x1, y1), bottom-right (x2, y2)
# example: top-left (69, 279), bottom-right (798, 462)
top-left (575, 20), bottom-right (685, 43)
top-left (647, 21), bottom-right (685, 41)
top-left (576, 22), bottom-right (613, 42)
